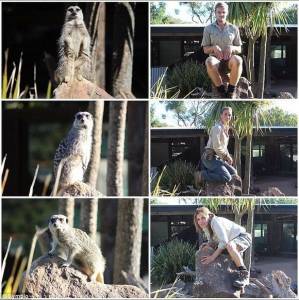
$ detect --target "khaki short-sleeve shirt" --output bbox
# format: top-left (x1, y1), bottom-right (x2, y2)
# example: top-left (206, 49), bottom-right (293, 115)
top-left (201, 22), bottom-right (242, 51)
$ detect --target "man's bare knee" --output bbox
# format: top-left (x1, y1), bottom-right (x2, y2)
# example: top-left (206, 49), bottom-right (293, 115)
top-left (230, 55), bottom-right (243, 67)
top-left (205, 57), bottom-right (220, 69)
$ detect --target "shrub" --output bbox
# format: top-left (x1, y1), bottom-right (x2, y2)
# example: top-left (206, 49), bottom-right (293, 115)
top-left (166, 60), bottom-right (211, 98)
top-left (159, 160), bottom-right (196, 193)
top-left (151, 239), bottom-right (196, 285)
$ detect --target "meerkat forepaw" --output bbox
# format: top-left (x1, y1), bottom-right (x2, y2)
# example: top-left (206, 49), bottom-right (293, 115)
top-left (77, 74), bottom-right (83, 81)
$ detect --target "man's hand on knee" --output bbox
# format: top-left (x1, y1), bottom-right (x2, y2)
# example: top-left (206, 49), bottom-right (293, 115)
top-left (223, 46), bottom-right (233, 60)
top-left (213, 45), bottom-right (223, 60)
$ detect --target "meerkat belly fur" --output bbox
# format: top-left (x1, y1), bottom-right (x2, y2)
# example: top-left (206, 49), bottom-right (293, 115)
top-left (48, 214), bottom-right (105, 283)
top-left (53, 112), bottom-right (93, 189)
top-left (56, 6), bottom-right (93, 83)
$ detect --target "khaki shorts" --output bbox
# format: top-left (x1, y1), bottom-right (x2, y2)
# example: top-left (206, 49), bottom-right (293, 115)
top-left (231, 233), bottom-right (252, 253)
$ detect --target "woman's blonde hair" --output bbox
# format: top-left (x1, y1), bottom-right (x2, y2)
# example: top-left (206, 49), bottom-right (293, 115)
top-left (193, 207), bottom-right (215, 237)
top-left (220, 106), bottom-right (232, 114)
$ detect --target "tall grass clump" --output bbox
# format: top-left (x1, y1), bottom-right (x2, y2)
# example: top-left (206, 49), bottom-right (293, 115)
top-left (166, 60), bottom-right (211, 98)
top-left (158, 161), bottom-right (196, 194)
top-left (151, 239), bottom-right (196, 285)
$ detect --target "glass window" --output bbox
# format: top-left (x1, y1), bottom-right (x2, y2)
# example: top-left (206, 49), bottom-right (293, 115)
top-left (271, 45), bottom-right (286, 59)
top-left (252, 144), bottom-right (265, 158)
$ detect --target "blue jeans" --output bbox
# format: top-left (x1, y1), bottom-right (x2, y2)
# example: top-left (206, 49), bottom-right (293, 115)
top-left (201, 156), bottom-right (237, 183)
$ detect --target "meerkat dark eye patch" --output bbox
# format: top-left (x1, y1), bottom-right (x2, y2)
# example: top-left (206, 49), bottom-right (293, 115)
top-left (50, 217), bottom-right (56, 223)
top-left (59, 218), bottom-right (64, 222)
top-left (76, 7), bottom-right (81, 12)
top-left (76, 114), bottom-right (83, 120)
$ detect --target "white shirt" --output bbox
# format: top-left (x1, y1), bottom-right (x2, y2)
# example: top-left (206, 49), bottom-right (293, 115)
top-left (206, 123), bottom-right (230, 159)
top-left (203, 216), bottom-right (246, 249)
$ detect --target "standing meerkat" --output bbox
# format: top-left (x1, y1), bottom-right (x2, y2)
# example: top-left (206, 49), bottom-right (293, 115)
top-left (48, 214), bottom-right (106, 283)
top-left (53, 112), bottom-right (93, 190)
top-left (56, 6), bottom-right (92, 83)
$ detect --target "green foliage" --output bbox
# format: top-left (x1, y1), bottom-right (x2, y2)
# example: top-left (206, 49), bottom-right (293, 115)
top-left (182, 2), bottom-right (215, 24)
top-left (281, 5), bottom-right (297, 24)
top-left (151, 239), bottom-right (196, 285)
top-left (201, 101), bottom-right (271, 137)
top-left (260, 107), bottom-right (297, 127)
top-left (164, 101), bottom-right (203, 127)
top-left (151, 69), bottom-right (180, 99)
top-left (2, 199), bottom-right (57, 255)
top-left (155, 161), bottom-right (196, 194)
top-left (166, 60), bottom-right (211, 98)
top-left (150, 2), bottom-right (183, 24)
top-left (151, 105), bottom-right (168, 127)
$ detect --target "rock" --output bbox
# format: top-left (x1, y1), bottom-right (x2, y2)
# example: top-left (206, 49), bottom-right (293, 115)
top-left (54, 79), bottom-right (114, 99)
top-left (278, 92), bottom-right (294, 99)
top-left (193, 247), bottom-right (241, 298)
top-left (243, 270), bottom-right (296, 298)
top-left (212, 76), bottom-right (253, 99)
top-left (206, 181), bottom-right (234, 196)
top-left (260, 187), bottom-right (285, 196)
top-left (262, 270), bottom-right (296, 298)
top-left (22, 255), bottom-right (147, 298)
top-left (57, 181), bottom-right (103, 197)
top-left (205, 175), bottom-right (242, 196)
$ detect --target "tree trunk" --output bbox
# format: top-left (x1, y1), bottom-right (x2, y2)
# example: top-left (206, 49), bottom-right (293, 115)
top-left (99, 198), bottom-right (118, 283)
top-left (233, 136), bottom-right (242, 177)
top-left (113, 198), bottom-right (143, 284)
top-left (247, 38), bottom-right (255, 84)
top-left (243, 134), bottom-right (252, 194)
top-left (80, 198), bottom-right (98, 241)
top-left (127, 102), bottom-right (146, 196)
top-left (257, 33), bottom-right (267, 98)
top-left (111, 3), bottom-right (136, 98)
top-left (106, 101), bottom-right (128, 196)
top-left (86, 101), bottom-right (104, 189)
top-left (265, 27), bottom-right (273, 95)
top-left (58, 198), bottom-right (75, 227)
top-left (234, 210), bottom-right (245, 225)
top-left (87, 3), bottom-right (106, 88)
top-left (142, 103), bottom-right (148, 196)
top-left (244, 205), bottom-right (255, 271)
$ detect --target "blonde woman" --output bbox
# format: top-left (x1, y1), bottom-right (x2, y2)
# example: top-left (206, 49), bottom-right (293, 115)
top-left (194, 207), bottom-right (252, 287)
top-left (195, 107), bottom-right (240, 186)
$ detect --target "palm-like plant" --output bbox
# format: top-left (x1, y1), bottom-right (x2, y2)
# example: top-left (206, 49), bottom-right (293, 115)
top-left (228, 3), bottom-right (290, 98)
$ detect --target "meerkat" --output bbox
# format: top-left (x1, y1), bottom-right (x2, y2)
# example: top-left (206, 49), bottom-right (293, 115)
top-left (55, 6), bottom-right (92, 83)
top-left (48, 214), bottom-right (106, 283)
top-left (53, 112), bottom-right (93, 191)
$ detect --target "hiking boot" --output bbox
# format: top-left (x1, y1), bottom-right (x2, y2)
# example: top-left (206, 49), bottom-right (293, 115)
top-left (194, 171), bottom-right (203, 189)
top-left (233, 270), bottom-right (249, 288)
top-left (226, 90), bottom-right (236, 99)
top-left (215, 85), bottom-right (226, 99)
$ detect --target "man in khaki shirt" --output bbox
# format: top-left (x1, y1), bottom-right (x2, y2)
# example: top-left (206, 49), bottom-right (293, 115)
top-left (201, 2), bottom-right (243, 98)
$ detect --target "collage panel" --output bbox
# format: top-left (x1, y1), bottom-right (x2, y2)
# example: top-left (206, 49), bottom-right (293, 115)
top-left (2, 2), bottom-right (148, 99)
top-left (150, 197), bottom-right (297, 298)
top-left (2, 197), bottom-right (149, 298)
top-left (2, 101), bottom-right (148, 197)
top-left (150, 1), bottom-right (297, 100)
top-left (151, 100), bottom-right (297, 197)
